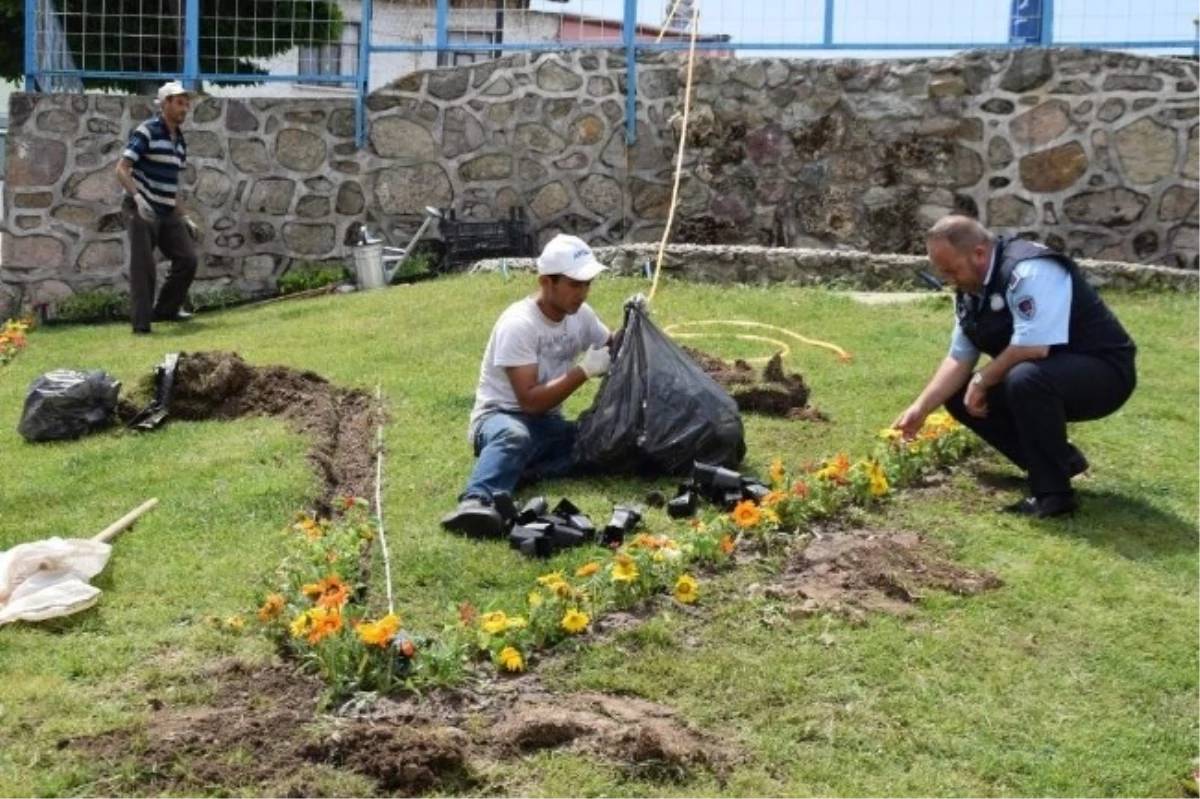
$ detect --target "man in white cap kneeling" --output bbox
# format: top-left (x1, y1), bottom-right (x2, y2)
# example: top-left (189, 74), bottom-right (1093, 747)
top-left (441, 234), bottom-right (614, 539)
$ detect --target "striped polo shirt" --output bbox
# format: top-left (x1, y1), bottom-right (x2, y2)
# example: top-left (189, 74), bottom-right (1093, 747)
top-left (122, 115), bottom-right (187, 217)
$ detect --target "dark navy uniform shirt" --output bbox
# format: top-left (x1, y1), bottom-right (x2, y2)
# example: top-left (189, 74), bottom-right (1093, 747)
top-left (121, 115), bottom-right (187, 217)
top-left (949, 248), bottom-right (1073, 364)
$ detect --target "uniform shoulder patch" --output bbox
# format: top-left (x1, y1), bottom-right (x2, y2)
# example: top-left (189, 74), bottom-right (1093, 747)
top-left (1014, 294), bottom-right (1036, 320)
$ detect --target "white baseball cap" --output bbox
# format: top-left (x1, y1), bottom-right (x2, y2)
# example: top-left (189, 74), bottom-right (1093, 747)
top-left (536, 234), bottom-right (607, 282)
top-left (157, 81), bottom-right (190, 103)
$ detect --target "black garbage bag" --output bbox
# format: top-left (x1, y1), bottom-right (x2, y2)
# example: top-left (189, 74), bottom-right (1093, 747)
top-left (17, 369), bottom-right (121, 442)
top-left (573, 303), bottom-right (745, 475)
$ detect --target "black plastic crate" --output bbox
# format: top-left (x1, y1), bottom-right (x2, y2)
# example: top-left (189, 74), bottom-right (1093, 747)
top-left (439, 207), bottom-right (535, 267)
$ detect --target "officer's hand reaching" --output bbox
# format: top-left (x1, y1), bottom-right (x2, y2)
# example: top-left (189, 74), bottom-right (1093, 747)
top-left (579, 345), bottom-right (611, 379)
top-left (133, 194), bottom-right (156, 223)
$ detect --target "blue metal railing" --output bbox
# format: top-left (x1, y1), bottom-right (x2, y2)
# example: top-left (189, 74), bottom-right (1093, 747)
top-left (23, 0), bottom-right (1200, 149)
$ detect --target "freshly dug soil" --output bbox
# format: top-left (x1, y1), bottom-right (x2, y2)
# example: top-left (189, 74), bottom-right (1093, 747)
top-left (683, 347), bottom-right (826, 420)
top-left (68, 661), bottom-right (733, 797)
top-left (757, 529), bottom-right (1004, 623)
top-left (119, 350), bottom-right (375, 515)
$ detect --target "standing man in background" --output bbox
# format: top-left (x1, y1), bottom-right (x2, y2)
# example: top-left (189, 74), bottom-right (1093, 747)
top-left (115, 81), bottom-right (199, 335)
top-left (892, 215), bottom-right (1137, 518)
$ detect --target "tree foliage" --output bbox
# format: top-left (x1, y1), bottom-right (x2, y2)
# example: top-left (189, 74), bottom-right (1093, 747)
top-left (0, 0), bottom-right (343, 91)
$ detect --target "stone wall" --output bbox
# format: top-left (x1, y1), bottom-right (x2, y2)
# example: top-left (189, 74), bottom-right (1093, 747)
top-left (2, 47), bottom-right (1196, 314)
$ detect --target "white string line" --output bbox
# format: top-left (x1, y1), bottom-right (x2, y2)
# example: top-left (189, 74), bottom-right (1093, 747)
top-left (372, 384), bottom-right (396, 617)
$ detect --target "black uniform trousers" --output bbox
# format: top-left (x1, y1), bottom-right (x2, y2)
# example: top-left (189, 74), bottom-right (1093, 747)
top-left (123, 198), bottom-right (198, 331)
top-left (944, 351), bottom-right (1136, 497)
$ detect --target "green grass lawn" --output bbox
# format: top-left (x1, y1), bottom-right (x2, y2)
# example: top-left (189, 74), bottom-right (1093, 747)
top-left (0, 275), bottom-right (1195, 797)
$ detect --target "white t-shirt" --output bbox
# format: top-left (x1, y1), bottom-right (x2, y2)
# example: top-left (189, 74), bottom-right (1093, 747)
top-left (467, 297), bottom-right (610, 439)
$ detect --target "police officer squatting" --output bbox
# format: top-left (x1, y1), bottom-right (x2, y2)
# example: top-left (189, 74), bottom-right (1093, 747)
top-left (892, 214), bottom-right (1137, 519)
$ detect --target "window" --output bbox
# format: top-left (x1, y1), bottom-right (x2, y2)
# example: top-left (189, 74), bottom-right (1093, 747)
top-left (299, 22), bottom-right (360, 85)
top-left (445, 30), bottom-right (500, 66)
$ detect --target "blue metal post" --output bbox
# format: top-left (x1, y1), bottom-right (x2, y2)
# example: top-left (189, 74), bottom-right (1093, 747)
top-left (24, 0), bottom-right (36, 90)
top-left (1039, 0), bottom-right (1054, 45)
top-left (183, 0), bottom-right (200, 88)
top-left (356, 0), bottom-right (373, 148)
top-left (435, 0), bottom-right (449, 66)
top-left (623, 0), bottom-right (638, 145)
top-left (822, 0), bottom-right (835, 46)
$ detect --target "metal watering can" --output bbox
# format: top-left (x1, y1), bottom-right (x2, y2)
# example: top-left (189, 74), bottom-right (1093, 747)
top-left (353, 206), bottom-right (443, 290)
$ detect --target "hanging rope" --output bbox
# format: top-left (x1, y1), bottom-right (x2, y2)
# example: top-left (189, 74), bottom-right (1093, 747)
top-left (647, 2), bottom-right (701, 306)
top-left (372, 384), bottom-right (396, 616)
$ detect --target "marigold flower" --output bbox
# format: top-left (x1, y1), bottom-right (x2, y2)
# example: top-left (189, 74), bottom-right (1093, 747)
top-left (224, 616), bottom-right (245, 631)
top-left (506, 615), bottom-right (528, 631)
top-left (561, 608), bottom-right (590, 634)
top-left (458, 601), bottom-right (477, 627)
top-left (719, 534), bottom-right (735, 555)
top-left (356, 613), bottom-right (400, 647)
top-left (867, 460), bottom-right (890, 498)
top-left (768, 457), bottom-right (785, 485)
top-left (731, 500), bottom-right (762, 529)
top-left (575, 562), bottom-right (600, 578)
top-left (258, 592), bottom-right (285, 622)
top-left (762, 508), bottom-right (780, 525)
top-left (305, 606), bottom-right (343, 644)
top-left (289, 612), bottom-right (312, 639)
top-left (611, 554), bottom-right (639, 583)
top-left (762, 489), bottom-right (787, 507)
top-left (673, 574), bottom-right (699, 604)
top-left (302, 575), bottom-right (350, 608)
top-left (537, 572), bottom-right (566, 587)
top-left (497, 646), bottom-right (524, 672)
top-left (879, 427), bottom-right (903, 441)
top-left (791, 480), bottom-right (810, 497)
top-left (480, 611), bottom-right (510, 635)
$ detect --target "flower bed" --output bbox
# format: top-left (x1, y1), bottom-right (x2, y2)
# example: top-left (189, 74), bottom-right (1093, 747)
top-left (0, 318), bottom-right (34, 365)
top-left (253, 413), bottom-right (976, 703)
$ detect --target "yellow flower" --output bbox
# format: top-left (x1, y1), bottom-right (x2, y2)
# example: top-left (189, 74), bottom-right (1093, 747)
top-left (480, 611), bottom-right (510, 635)
top-left (768, 457), bottom-right (785, 485)
top-left (575, 562), bottom-right (600, 578)
top-left (731, 500), bottom-right (762, 529)
top-left (673, 574), bottom-right (699, 604)
top-left (497, 646), bottom-right (525, 672)
top-left (257, 592), bottom-right (285, 622)
top-left (879, 427), bottom-right (903, 441)
top-left (867, 460), bottom-right (890, 498)
top-left (537, 572), bottom-right (566, 588)
top-left (527, 590), bottom-right (544, 607)
top-left (224, 616), bottom-right (245, 631)
top-left (506, 615), bottom-right (528, 631)
top-left (762, 508), bottom-right (780, 525)
top-left (305, 606), bottom-right (343, 644)
top-left (611, 554), bottom-right (639, 583)
top-left (356, 613), bottom-right (400, 647)
top-left (289, 611), bottom-right (312, 639)
top-left (561, 608), bottom-right (590, 634)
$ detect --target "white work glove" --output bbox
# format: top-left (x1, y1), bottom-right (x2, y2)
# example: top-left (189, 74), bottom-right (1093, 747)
top-left (578, 345), bottom-right (611, 379)
top-left (625, 292), bottom-right (648, 312)
top-left (133, 194), bottom-right (156, 223)
top-left (182, 216), bottom-right (200, 241)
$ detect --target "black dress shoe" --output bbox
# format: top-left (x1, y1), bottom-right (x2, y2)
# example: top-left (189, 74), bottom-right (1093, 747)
top-left (1002, 493), bottom-right (1077, 518)
top-left (1066, 443), bottom-right (1089, 478)
top-left (153, 309), bottom-right (194, 322)
top-left (440, 497), bottom-right (505, 539)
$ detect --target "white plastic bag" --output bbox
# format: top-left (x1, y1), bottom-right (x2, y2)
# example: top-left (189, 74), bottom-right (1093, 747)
top-left (0, 537), bottom-right (113, 625)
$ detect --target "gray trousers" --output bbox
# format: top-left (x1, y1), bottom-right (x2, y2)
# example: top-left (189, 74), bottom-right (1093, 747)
top-left (123, 199), bottom-right (198, 330)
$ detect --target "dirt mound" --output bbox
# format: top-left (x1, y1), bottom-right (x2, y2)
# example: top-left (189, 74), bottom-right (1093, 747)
top-left (137, 351), bottom-right (375, 514)
top-left (69, 662), bottom-right (730, 796)
top-left (758, 530), bottom-right (1003, 622)
top-left (684, 347), bottom-right (826, 420)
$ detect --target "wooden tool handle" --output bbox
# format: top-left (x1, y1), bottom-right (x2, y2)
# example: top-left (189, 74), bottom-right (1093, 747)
top-left (92, 498), bottom-right (159, 544)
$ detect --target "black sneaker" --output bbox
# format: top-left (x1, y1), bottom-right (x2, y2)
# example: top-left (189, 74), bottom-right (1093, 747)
top-left (1002, 493), bottom-right (1077, 518)
top-left (440, 497), bottom-right (505, 539)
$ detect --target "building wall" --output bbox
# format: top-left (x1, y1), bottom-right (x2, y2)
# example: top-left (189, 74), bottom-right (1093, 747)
top-left (1, 48), bottom-right (1196, 315)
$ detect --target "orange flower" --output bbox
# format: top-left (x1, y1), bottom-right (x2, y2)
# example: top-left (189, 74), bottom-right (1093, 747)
top-left (458, 601), bottom-right (477, 627)
top-left (575, 562), bottom-right (600, 578)
top-left (731, 500), bottom-right (762, 529)
top-left (791, 480), bottom-right (810, 497)
top-left (257, 592), bottom-right (285, 622)
top-left (762, 489), bottom-right (787, 507)
top-left (719, 535), bottom-right (735, 555)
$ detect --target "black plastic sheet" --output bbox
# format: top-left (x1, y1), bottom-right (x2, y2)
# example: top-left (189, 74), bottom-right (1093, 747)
top-left (17, 370), bottom-right (120, 442)
top-left (573, 304), bottom-right (746, 476)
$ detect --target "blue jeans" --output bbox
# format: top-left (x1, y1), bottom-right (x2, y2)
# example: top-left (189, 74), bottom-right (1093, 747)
top-left (462, 412), bottom-right (577, 501)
